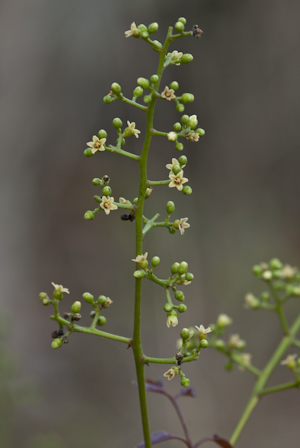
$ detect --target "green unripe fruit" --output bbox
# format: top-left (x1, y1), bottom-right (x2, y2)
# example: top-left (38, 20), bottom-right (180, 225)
top-left (215, 339), bottom-right (225, 350)
top-left (134, 270), bottom-right (145, 279)
top-left (185, 273), bottom-right (194, 281)
top-left (84, 211), bottom-right (94, 220)
top-left (181, 93), bottom-right (194, 103)
top-left (181, 114), bottom-right (190, 124)
top-left (269, 258), bottom-right (283, 270)
top-left (111, 83), bottom-right (121, 94)
top-left (176, 103), bottom-right (185, 112)
top-left (261, 291), bottom-right (270, 301)
top-left (138, 24), bottom-right (147, 32)
top-left (137, 77), bottom-right (150, 89)
top-left (164, 303), bottom-right (173, 312)
top-left (181, 377), bottom-right (190, 388)
top-left (175, 290), bottom-right (185, 301)
top-left (182, 186), bottom-right (192, 195)
top-left (178, 17), bottom-right (187, 24)
top-left (169, 227), bottom-right (176, 234)
top-left (97, 316), bottom-right (106, 326)
top-left (92, 178), bottom-right (101, 185)
top-left (170, 81), bottom-right (179, 90)
top-left (180, 328), bottom-right (190, 340)
top-left (139, 260), bottom-right (149, 270)
top-left (150, 74), bottom-right (159, 83)
top-left (171, 262), bottom-right (180, 274)
top-left (133, 86), bottom-right (143, 97)
top-left (52, 338), bottom-right (62, 349)
top-left (98, 295), bottom-right (107, 305)
top-left (112, 118), bottom-right (123, 128)
top-left (173, 122), bottom-right (181, 132)
top-left (200, 339), bottom-right (209, 348)
top-left (39, 292), bottom-right (48, 301)
top-left (178, 155), bottom-right (187, 166)
top-left (71, 301), bottom-right (81, 314)
top-left (98, 129), bottom-right (107, 139)
top-left (178, 304), bottom-right (187, 313)
top-left (175, 142), bottom-right (184, 151)
top-left (103, 95), bottom-right (113, 104)
top-left (148, 22), bottom-right (159, 34)
top-left (102, 186), bottom-right (112, 197)
top-left (178, 262), bottom-right (188, 275)
top-left (166, 201), bottom-right (175, 214)
top-left (83, 292), bottom-right (94, 304)
top-left (141, 30), bottom-right (149, 39)
top-left (175, 21), bottom-right (185, 32)
top-left (181, 54), bottom-right (194, 63)
top-left (252, 265), bottom-right (263, 276)
top-left (42, 298), bottom-right (50, 306)
top-left (196, 128), bottom-right (205, 137)
top-left (151, 256), bottom-right (160, 267)
top-left (172, 164), bottom-right (182, 175)
top-left (143, 95), bottom-right (152, 103)
top-left (84, 148), bottom-right (93, 157)
top-left (133, 197), bottom-right (138, 204)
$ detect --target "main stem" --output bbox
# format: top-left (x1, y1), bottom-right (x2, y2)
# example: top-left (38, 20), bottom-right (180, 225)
top-left (132, 28), bottom-right (173, 448)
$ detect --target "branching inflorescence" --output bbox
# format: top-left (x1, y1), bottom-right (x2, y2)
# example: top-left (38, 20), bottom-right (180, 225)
top-left (39, 18), bottom-right (300, 448)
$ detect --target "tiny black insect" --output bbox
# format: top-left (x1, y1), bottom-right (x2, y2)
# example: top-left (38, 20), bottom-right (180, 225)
top-left (191, 25), bottom-right (203, 39)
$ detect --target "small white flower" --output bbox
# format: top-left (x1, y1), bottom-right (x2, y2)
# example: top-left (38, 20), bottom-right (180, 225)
top-left (237, 353), bottom-right (252, 371)
top-left (86, 136), bottom-right (106, 154)
top-left (119, 197), bottom-right (131, 205)
top-left (169, 171), bottom-right (188, 191)
top-left (163, 366), bottom-right (179, 380)
top-left (125, 22), bottom-right (140, 38)
top-left (279, 265), bottom-right (298, 279)
top-left (100, 196), bottom-right (118, 215)
top-left (102, 297), bottom-right (113, 308)
top-left (166, 158), bottom-right (185, 170)
top-left (281, 354), bottom-right (298, 370)
top-left (167, 313), bottom-right (178, 328)
top-left (126, 121), bottom-right (141, 138)
top-left (167, 50), bottom-right (183, 66)
top-left (195, 325), bottom-right (212, 340)
top-left (262, 270), bottom-right (272, 280)
top-left (51, 282), bottom-right (70, 294)
top-left (167, 132), bottom-right (178, 142)
top-left (228, 334), bottom-right (245, 350)
top-left (244, 293), bottom-right (260, 309)
top-left (132, 252), bottom-right (148, 263)
top-left (178, 218), bottom-right (190, 236)
top-left (176, 339), bottom-right (183, 350)
top-left (161, 86), bottom-right (176, 101)
top-left (217, 314), bottom-right (233, 328)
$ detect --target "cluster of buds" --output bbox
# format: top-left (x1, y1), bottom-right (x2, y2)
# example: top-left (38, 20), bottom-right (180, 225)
top-left (166, 156), bottom-right (192, 196)
top-left (167, 114), bottom-right (205, 152)
top-left (83, 292), bottom-right (113, 327)
top-left (84, 174), bottom-right (119, 220)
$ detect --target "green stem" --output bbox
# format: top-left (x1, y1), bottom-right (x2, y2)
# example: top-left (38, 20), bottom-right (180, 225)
top-left (118, 94), bottom-right (148, 112)
top-left (259, 381), bottom-right (299, 396)
top-left (106, 145), bottom-right (140, 161)
top-left (269, 281), bottom-right (290, 334)
top-left (147, 180), bottom-right (170, 186)
top-left (144, 354), bottom-right (198, 364)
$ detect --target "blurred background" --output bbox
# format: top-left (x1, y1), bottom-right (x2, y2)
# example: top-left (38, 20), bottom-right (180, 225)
top-left (1, 0), bottom-right (300, 447)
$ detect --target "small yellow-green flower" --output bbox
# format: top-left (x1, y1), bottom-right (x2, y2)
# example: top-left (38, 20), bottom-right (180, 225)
top-left (51, 282), bottom-right (70, 294)
top-left (166, 157), bottom-right (185, 170)
top-left (125, 22), bottom-right (140, 38)
top-left (119, 197), bottom-right (132, 205)
top-left (167, 50), bottom-right (183, 66)
top-left (132, 252), bottom-right (148, 264)
top-left (86, 136), bottom-right (106, 154)
top-left (217, 314), bottom-right (233, 328)
top-left (281, 354), bottom-right (298, 370)
top-left (161, 86), bottom-right (176, 101)
top-left (195, 324), bottom-right (212, 340)
top-left (124, 121), bottom-right (141, 138)
top-left (237, 353), bottom-right (252, 371)
top-left (280, 265), bottom-right (298, 279)
top-left (167, 132), bottom-right (178, 142)
top-left (228, 334), bottom-right (245, 350)
top-left (100, 196), bottom-right (118, 215)
top-left (163, 366), bottom-right (179, 380)
top-left (244, 293), bottom-right (260, 309)
top-left (167, 313), bottom-right (178, 328)
top-left (102, 297), bottom-right (113, 308)
top-left (186, 133), bottom-right (199, 142)
top-left (169, 171), bottom-right (188, 191)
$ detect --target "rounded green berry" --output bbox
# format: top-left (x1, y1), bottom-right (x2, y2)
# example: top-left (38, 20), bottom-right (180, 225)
top-left (83, 292), bottom-right (94, 304)
top-left (181, 377), bottom-right (190, 388)
top-left (139, 260), bottom-right (149, 270)
top-left (166, 201), bottom-right (175, 214)
top-left (164, 303), bottom-right (173, 312)
top-left (175, 290), bottom-right (185, 301)
top-left (39, 292), bottom-right (48, 301)
top-left (173, 220), bottom-right (179, 230)
top-left (134, 270), bottom-right (145, 279)
top-left (148, 22), bottom-right (159, 34)
top-left (102, 186), bottom-right (112, 197)
top-left (98, 295), bottom-right (107, 305)
top-left (178, 304), bottom-right (187, 313)
top-left (181, 54), bottom-right (194, 63)
top-left (141, 30), bottom-right (149, 39)
top-left (84, 148), bottom-right (93, 157)
top-left (185, 273), bottom-right (194, 281)
top-left (143, 95), bottom-right (152, 103)
top-left (269, 258), bottom-right (283, 270)
top-left (181, 115), bottom-right (190, 125)
top-left (215, 339), bottom-right (225, 350)
top-left (182, 186), bottom-right (192, 195)
top-left (180, 328), bottom-right (190, 340)
top-left (98, 129), bottom-right (107, 139)
top-left (252, 265), bottom-right (263, 276)
top-left (178, 17), bottom-right (187, 24)
top-left (137, 77), bottom-right (150, 89)
top-left (178, 262), bottom-right (188, 275)
top-left (170, 81), bottom-right (179, 90)
top-left (97, 316), bottom-right (106, 326)
top-left (175, 142), bottom-right (184, 151)
top-left (52, 338), bottom-right (62, 349)
top-left (151, 256), bottom-right (160, 267)
top-left (200, 339), bottom-right (208, 348)
top-left (172, 164), bottom-right (182, 175)
top-left (175, 21), bottom-right (185, 32)
top-left (103, 95), bottom-right (113, 104)
top-left (196, 128), bottom-right (205, 137)
top-left (171, 262), bottom-right (180, 274)
top-left (92, 178), bottom-right (101, 185)
top-left (111, 83), bottom-right (121, 94)
top-left (176, 103), bottom-right (185, 112)
top-left (261, 292), bottom-right (270, 301)
top-left (181, 93), bottom-right (194, 103)
top-left (84, 211), bottom-right (94, 220)
top-left (138, 24), bottom-right (147, 32)
top-left (150, 74), bottom-right (159, 83)
top-left (71, 301), bottom-right (81, 314)
top-left (42, 298), bottom-right (50, 306)
top-left (173, 122), bottom-right (181, 132)
top-left (112, 118), bottom-right (123, 128)
top-left (169, 227), bottom-right (176, 234)
top-left (178, 155), bottom-right (187, 166)
top-left (133, 197), bottom-right (138, 204)
top-left (133, 86), bottom-right (143, 97)
top-left (189, 116), bottom-right (198, 129)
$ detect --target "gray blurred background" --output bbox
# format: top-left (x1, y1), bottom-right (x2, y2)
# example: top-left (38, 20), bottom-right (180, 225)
top-left (1, 0), bottom-right (300, 447)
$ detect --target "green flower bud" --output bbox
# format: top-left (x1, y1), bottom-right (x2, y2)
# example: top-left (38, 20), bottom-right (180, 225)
top-left (181, 377), bottom-right (190, 388)
top-left (112, 118), bottom-right (123, 128)
top-left (178, 304), bottom-right (187, 313)
top-left (176, 103), bottom-right (185, 112)
top-left (173, 122), bottom-right (181, 132)
top-left (182, 186), bottom-right (192, 195)
top-left (181, 93), bottom-right (194, 103)
top-left (84, 211), bottom-right (94, 220)
top-left (103, 95), bottom-right (114, 104)
top-left (173, 220), bottom-right (179, 230)
top-left (145, 188), bottom-right (152, 199)
top-left (133, 197), bottom-right (138, 204)
top-left (94, 195), bottom-right (102, 203)
top-left (215, 339), bottom-right (225, 350)
top-left (139, 260), bottom-right (149, 270)
top-left (98, 129), bottom-right (107, 138)
top-left (269, 258), bottom-right (283, 270)
top-left (178, 17), bottom-right (187, 24)
top-left (172, 164), bottom-right (182, 175)
top-left (189, 116), bottom-right (198, 129)
top-left (138, 24), bottom-right (147, 32)
top-left (92, 178), bottom-right (101, 185)
top-left (39, 292), bottom-right (48, 301)
top-left (180, 328), bottom-right (190, 340)
top-left (175, 290), bottom-right (185, 301)
top-left (181, 115), bottom-right (190, 124)
top-left (102, 186), bottom-right (112, 197)
top-left (181, 54), bottom-right (194, 63)
top-left (150, 74), bottom-right (159, 83)
top-left (98, 295), bottom-right (107, 305)
top-left (84, 148), bottom-right (93, 157)
top-left (176, 142), bottom-right (184, 151)
top-left (141, 30), bottom-right (149, 39)
top-left (272, 270), bottom-right (281, 279)
top-left (137, 77), bottom-right (150, 89)
top-left (175, 21), bottom-right (185, 32)
top-left (196, 128), bottom-right (205, 137)
top-left (164, 303), bottom-right (173, 312)
top-left (171, 262), bottom-right (180, 274)
top-left (252, 265), bottom-right (263, 276)
top-left (178, 155), bottom-right (187, 166)
top-left (42, 298), bottom-right (51, 306)
top-left (151, 256), bottom-right (160, 267)
top-left (169, 227), bottom-right (176, 234)
top-left (83, 292), bottom-right (94, 304)
top-left (143, 95), bottom-right (152, 103)
top-left (111, 83), bottom-right (121, 94)
top-left (152, 40), bottom-right (162, 50)
top-left (178, 262), bottom-right (188, 275)
top-left (261, 292), bottom-right (270, 301)
top-left (71, 301), bottom-right (81, 314)
top-left (134, 270), bottom-right (145, 279)
top-left (133, 86), bottom-right (143, 98)
top-left (51, 338), bottom-right (62, 349)
top-left (166, 201), bottom-right (175, 214)
top-left (170, 81), bottom-right (179, 90)
top-left (97, 316), bottom-right (106, 326)
top-left (185, 273), bottom-right (194, 281)
top-left (148, 22), bottom-right (159, 34)
top-left (200, 339), bottom-right (208, 348)
top-left (90, 310), bottom-right (96, 318)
